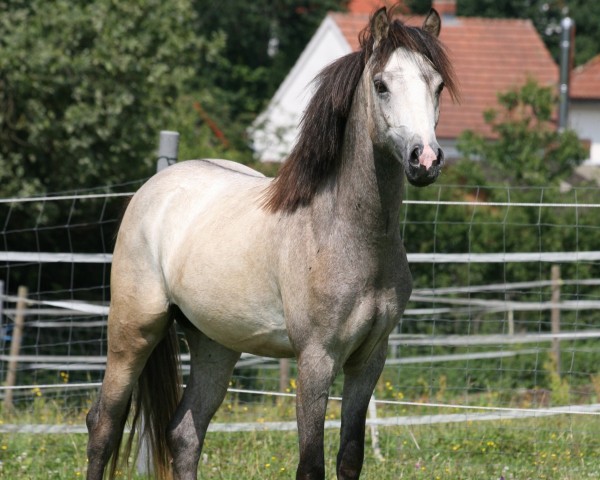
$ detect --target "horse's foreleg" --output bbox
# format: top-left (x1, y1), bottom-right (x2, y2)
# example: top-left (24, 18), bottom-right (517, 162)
top-left (336, 342), bottom-right (387, 480)
top-left (167, 326), bottom-right (240, 480)
top-left (295, 348), bottom-right (338, 480)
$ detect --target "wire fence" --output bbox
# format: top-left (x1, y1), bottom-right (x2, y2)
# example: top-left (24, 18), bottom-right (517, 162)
top-left (1, 182), bottom-right (599, 443)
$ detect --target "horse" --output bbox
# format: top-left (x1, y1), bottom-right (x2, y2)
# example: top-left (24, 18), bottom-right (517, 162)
top-left (86, 6), bottom-right (457, 480)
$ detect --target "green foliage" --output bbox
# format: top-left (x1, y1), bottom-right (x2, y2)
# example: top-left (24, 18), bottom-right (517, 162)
top-left (545, 354), bottom-right (571, 405)
top-left (457, 78), bottom-right (587, 186)
top-left (403, 177), bottom-right (600, 338)
top-left (0, 0), bottom-right (221, 301)
top-left (0, 0), bottom-right (203, 196)
top-left (567, 0), bottom-right (600, 66)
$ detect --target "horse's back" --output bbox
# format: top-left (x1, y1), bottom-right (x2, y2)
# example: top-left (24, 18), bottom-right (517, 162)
top-left (147, 158), bottom-right (267, 195)
top-left (197, 158), bottom-right (266, 178)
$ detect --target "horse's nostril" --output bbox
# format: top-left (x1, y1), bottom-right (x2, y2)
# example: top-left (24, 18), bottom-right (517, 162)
top-left (409, 145), bottom-right (422, 167)
top-left (435, 148), bottom-right (444, 166)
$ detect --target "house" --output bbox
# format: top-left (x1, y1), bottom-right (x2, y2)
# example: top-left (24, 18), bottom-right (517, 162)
top-left (569, 54), bottom-right (600, 165)
top-left (251, 0), bottom-right (560, 163)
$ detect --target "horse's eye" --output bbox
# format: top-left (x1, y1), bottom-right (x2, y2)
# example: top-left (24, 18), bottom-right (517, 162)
top-left (436, 82), bottom-right (445, 97)
top-left (373, 78), bottom-right (389, 95)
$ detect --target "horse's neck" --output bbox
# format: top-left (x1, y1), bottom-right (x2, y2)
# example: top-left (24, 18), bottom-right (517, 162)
top-left (314, 88), bottom-right (405, 243)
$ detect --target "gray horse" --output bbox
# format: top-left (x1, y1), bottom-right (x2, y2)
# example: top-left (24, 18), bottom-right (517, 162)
top-left (86, 6), bottom-right (457, 480)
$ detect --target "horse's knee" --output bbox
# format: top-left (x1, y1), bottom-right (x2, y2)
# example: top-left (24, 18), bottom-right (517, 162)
top-left (167, 424), bottom-right (199, 455)
top-left (167, 412), bottom-right (201, 463)
top-left (86, 402), bottom-right (99, 434)
top-left (86, 400), bottom-right (111, 455)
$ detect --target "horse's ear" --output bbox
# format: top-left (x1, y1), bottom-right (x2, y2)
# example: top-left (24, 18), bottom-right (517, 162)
top-left (371, 7), bottom-right (389, 50)
top-left (422, 8), bottom-right (441, 37)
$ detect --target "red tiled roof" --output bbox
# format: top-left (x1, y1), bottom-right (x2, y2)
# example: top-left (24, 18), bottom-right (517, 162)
top-left (347, 0), bottom-right (383, 14)
top-left (347, 0), bottom-right (407, 14)
top-left (571, 54), bottom-right (600, 100)
top-left (330, 12), bottom-right (559, 139)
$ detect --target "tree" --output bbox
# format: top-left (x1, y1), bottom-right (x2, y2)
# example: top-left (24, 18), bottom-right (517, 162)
top-left (563, 0), bottom-right (600, 66)
top-left (0, 0), bottom-right (223, 304)
top-left (0, 0), bottom-right (204, 197)
top-left (457, 78), bottom-right (587, 185)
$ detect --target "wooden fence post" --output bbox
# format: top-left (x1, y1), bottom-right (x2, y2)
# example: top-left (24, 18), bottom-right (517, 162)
top-left (0, 280), bottom-right (4, 333)
top-left (368, 395), bottom-right (384, 461)
top-left (505, 293), bottom-right (515, 335)
top-left (4, 285), bottom-right (28, 411)
top-left (551, 265), bottom-right (561, 376)
top-left (279, 358), bottom-right (290, 399)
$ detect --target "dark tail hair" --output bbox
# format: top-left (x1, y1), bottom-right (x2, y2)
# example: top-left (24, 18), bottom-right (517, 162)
top-left (109, 320), bottom-right (182, 479)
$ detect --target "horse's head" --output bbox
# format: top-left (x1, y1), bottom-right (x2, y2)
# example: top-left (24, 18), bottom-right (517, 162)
top-left (365, 8), bottom-right (456, 187)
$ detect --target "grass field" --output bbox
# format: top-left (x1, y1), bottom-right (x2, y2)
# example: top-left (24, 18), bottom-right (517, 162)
top-left (1, 409), bottom-right (599, 479)
top-left (2, 353), bottom-right (599, 479)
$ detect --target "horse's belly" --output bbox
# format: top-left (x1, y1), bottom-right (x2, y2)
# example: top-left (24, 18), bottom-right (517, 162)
top-left (170, 244), bottom-right (292, 357)
top-left (170, 257), bottom-right (293, 357)
top-left (180, 302), bottom-right (293, 358)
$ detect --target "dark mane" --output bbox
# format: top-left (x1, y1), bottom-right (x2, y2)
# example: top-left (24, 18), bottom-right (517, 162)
top-left (263, 8), bottom-right (458, 213)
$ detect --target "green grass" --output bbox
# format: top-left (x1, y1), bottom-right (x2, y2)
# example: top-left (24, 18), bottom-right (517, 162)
top-left (198, 416), bottom-right (600, 480)
top-left (2, 354), bottom-right (599, 479)
top-left (2, 413), bottom-right (599, 479)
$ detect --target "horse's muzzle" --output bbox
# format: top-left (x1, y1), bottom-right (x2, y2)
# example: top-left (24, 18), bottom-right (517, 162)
top-left (405, 142), bottom-right (444, 186)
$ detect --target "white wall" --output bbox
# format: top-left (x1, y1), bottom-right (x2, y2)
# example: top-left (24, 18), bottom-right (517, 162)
top-left (569, 102), bottom-right (600, 165)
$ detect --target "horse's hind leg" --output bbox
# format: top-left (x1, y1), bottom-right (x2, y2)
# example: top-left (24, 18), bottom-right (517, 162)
top-left (167, 319), bottom-right (241, 480)
top-left (86, 356), bottom-right (139, 480)
top-left (86, 299), bottom-right (171, 480)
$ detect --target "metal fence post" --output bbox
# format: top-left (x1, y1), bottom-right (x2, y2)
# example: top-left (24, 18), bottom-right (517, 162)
top-left (157, 130), bottom-right (180, 172)
top-left (558, 17), bottom-right (574, 132)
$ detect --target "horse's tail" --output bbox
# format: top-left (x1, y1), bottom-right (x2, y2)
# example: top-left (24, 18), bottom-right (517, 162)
top-left (110, 319), bottom-right (182, 479)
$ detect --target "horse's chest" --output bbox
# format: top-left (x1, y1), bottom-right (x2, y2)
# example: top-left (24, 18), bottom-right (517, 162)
top-left (330, 254), bottom-right (412, 356)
